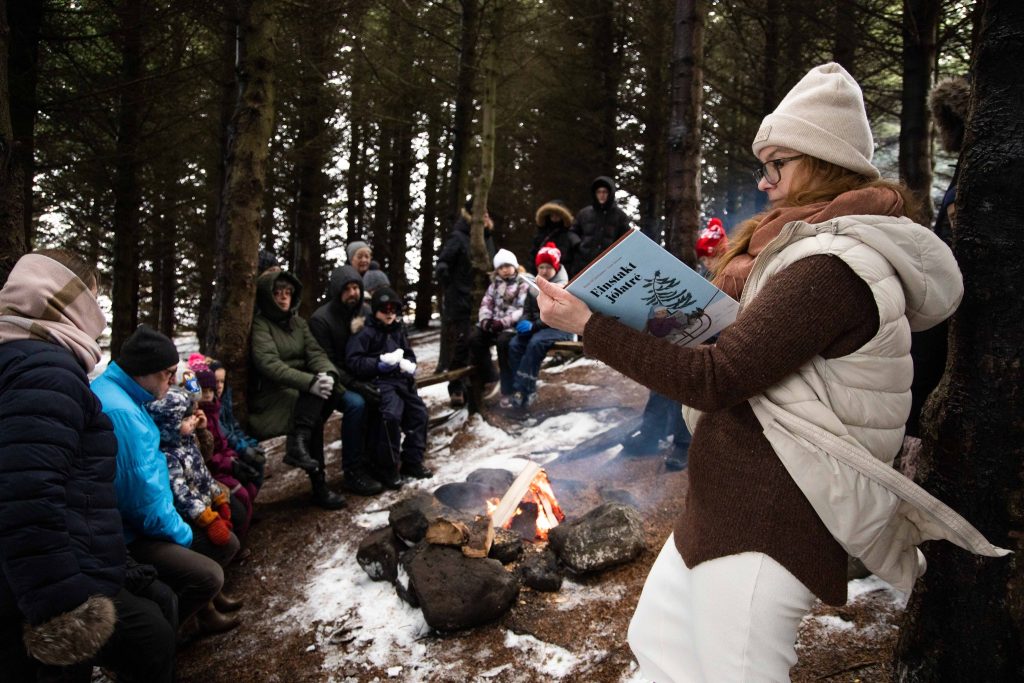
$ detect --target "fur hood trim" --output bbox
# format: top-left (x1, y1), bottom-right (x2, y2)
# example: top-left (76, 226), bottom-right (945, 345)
top-left (350, 315), bottom-right (365, 335)
top-left (929, 77), bottom-right (970, 153)
top-left (23, 595), bottom-right (116, 666)
top-left (535, 201), bottom-right (573, 227)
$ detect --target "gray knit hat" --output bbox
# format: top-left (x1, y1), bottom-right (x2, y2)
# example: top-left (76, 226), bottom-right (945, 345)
top-left (346, 240), bottom-right (371, 263)
top-left (362, 269), bottom-right (390, 293)
top-left (752, 62), bottom-right (880, 179)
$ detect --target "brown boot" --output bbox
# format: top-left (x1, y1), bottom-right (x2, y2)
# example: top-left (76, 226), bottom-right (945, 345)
top-left (196, 602), bottom-right (240, 636)
top-left (213, 591), bottom-right (244, 613)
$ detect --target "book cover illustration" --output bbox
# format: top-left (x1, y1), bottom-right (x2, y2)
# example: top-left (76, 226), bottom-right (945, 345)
top-left (566, 229), bottom-right (738, 347)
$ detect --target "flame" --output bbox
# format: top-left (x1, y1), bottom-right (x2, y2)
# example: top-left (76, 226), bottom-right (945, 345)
top-left (487, 470), bottom-right (564, 541)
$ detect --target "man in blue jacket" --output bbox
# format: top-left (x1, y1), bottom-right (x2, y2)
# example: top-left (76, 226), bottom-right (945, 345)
top-left (92, 325), bottom-right (236, 633)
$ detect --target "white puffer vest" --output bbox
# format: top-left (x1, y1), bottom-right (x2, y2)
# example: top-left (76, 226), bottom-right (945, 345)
top-left (686, 214), bottom-right (1009, 593)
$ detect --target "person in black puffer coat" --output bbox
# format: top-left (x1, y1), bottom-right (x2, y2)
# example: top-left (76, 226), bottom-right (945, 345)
top-left (528, 200), bottom-right (580, 276)
top-left (569, 176), bottom-right (632, 277)
top-left (0, 250), bottom-right (175, 683)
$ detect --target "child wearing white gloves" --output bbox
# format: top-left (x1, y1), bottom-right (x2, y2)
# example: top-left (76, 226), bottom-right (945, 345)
top-left (345, 288), bottom-right (430, 488)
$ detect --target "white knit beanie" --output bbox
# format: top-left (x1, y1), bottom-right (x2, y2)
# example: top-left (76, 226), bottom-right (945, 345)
top-left (752, 62), bottom-right (880, 179)
top-left (492, 248), bottom-right (518, 270)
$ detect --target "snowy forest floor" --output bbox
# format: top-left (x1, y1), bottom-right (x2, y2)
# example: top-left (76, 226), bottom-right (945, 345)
top-left (175, 329), bottom-right (906, 682)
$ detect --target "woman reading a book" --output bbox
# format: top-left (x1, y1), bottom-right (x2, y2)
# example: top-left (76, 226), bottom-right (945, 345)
top-left (535, 63), bottom-right (1006, 682)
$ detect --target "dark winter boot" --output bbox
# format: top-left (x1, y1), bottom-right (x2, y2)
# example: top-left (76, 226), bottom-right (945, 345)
top-left (284, 428), bottom-right (320, 471)
top-left (343, 467), bottom-right (384, 496)
top-left (619, 429), bottom-right (662, 457)
top-left (308, 470), bottom-right (346, 510)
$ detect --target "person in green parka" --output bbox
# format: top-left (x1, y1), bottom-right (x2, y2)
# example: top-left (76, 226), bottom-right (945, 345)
top-left (248, 271), bottom-right (345, 509)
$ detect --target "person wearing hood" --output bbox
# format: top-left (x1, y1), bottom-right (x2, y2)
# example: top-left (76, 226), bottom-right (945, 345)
top-left (345, 288), bottom-right (431, 488)
top-left (448, 248), bottom-right (529, 402)
top-left (1, 252), bottom-right (176, 681)
top-left (569, 176), bottom-right (632, 276)
top-left (248, 271), bottom-right (345, 509)
top-left (309, 266), bottom-right (383, 497)
top-left (435, 197), bottom-right (496, 406)
top-left (529, 200), bottom-right (579, 276)
top-left (534, 63), bottom-right (1006, 682)
top-left (503, 243), bottom-right (572, 410)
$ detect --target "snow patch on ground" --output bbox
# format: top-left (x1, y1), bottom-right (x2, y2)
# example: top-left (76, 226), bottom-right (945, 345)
top-left (502, 631), bottom-right (582, 678)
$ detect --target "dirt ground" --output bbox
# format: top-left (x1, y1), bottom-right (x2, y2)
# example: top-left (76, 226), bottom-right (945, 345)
top-left (175, 349), bottom-right (901, 682)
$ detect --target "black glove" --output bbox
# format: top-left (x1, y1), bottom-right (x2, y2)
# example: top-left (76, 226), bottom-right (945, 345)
top-left (124, 554), bottom-right (159, 594)
top-left (351, 380), bottom-right (382, 404)
top-left (435, 262), bottom-right (450, 285)
top-left (232, 458), bottom-right (259, 485)
top-left (242, 445), bottom-right (266, 466)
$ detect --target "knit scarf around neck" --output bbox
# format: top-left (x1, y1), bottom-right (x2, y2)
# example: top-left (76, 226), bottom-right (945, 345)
top-left (0, 254), bottom-right (104, 372)
top-left (716, 186), bottom-right (905, 300)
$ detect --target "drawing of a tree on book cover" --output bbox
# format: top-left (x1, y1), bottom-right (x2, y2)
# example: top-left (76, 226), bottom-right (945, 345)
top-left (642, 271), bottom-right (714, 345)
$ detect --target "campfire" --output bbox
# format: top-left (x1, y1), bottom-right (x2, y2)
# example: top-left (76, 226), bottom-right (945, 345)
top-left (486, 462), bottom-right (565, 541)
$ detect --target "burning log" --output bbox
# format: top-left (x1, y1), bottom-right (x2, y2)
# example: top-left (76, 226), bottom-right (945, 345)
top-left (425, 518), bottom-right (470, 546)
top-left (461, 516), bottom-right (495, 559)
top-left (487, 462), bottom-right (565, 541)
top-left (489, 462), bottom-right (541, 529)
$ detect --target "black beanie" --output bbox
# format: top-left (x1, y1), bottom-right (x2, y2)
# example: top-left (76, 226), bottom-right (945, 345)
top-left (117, 325), bottom-right (180, 377)
top-left (371, 287), bottom-right (403, 314)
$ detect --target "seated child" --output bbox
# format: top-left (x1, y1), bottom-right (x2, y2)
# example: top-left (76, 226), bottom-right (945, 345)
top-left (345, 287), bottom-right (431, 488)
top-left (205, 356), bottom-right (267, 470)
top-left (188, 355), bottom-right (260, 537)
top-left (145, 388), bottom-right (243, 619)
top-left (504, 242), bottom-right (573, 409)
top-left (450, 248), bottom-right (528, 401)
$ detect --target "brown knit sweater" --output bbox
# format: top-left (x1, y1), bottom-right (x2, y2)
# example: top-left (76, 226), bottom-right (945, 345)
top-left (583, 254), bottom-right (879, 605)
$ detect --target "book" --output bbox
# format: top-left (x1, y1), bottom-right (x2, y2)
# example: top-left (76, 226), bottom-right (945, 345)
top-left (566, 229), bottom-right (738, 346)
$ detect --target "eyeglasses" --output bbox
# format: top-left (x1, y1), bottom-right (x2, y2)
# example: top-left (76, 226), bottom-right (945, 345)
top-left (160, 367), bottom-right (178, 380)
top-left (752, 154), bottom-right (804, 185)
top-left (379, 305), bottom-right (401, 315)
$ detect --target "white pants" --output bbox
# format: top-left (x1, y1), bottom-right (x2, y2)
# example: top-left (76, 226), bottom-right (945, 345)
top-left (628, 535), bottom-right (816, 682)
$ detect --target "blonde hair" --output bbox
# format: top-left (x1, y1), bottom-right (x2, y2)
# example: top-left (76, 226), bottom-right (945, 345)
top-left (712, 157), bottom-right (920, 280)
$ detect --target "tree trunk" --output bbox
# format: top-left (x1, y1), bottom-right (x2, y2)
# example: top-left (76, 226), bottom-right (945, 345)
top-left (893, 1), bottom-right (1024, 679)
top-left (899, 0), bottom-right (939, 225)
top-left (664, 0), bottom-right (705, 268)
top-left (832, 0), bottom-right (858, 73)
top-left (468, 38), bottom-right (497, 315)
top-left (110, 0), bottom-right (145, 357)
top-left (636, 0), bottom-right (673, 243)
top-left (208, 0), bottom-right (278, 422)
top-left (0, 0), bottom-right (42, 284)
top-left (156, 211), bottom-right (176, 338)
top-left (292, 28), bottom-right (332, 317)
top-left (415, 110), bottom-right (442, 330)
top-left (446, 0), bottom-right (481, 222)
top-left (198, 4), bottom-right (239, 350)
top-left (592, 0), bottom-right (621, 174)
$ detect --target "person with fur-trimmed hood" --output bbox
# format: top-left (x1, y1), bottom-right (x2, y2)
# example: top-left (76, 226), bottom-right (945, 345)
top-left (309, 265), bottom-right (383, 497)
top-left (928, 76), bottom-right (969, 246)
top-left (529, 200), bottom-right (579, 276)
top-left (1, 251), bottom-right (175, 681)
top-left (345, 288), bottom-right (431, 489)
top-left (435, 198), bottom-right (497, 406)
top-left (569, 176), bottom-right (632, 276)
top-left (904, 76), bottom-right (970, 441)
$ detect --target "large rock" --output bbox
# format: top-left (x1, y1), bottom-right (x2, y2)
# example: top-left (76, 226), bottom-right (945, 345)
top-left (389, 491), bottom-right (450, 544)
top-left (517, 549), bottom-right (562, 592)
top-left (466, 468), bottom-right (515, 496)
top-left (433, 482), bottom-right (493, 512)
top-left (356, 527), bottom-right (405, 583)
top-left (547, 502), bottom-right (646, 574)
top-left (404, 544), bottom-right (520, 632)
top-left (489, 527), bottom-right (524, 564)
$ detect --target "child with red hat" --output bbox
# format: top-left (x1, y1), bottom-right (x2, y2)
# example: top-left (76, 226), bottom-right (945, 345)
top-left (502, 242), bottom-right (573, 410)
top-left (695, 217), bottom-right (729, 276)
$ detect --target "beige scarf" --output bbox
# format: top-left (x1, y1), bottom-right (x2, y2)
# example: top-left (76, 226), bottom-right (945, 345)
top-left (716, 186), bottom-right (905, 300)
top-left (0, 254), bottom-right (105, 372)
